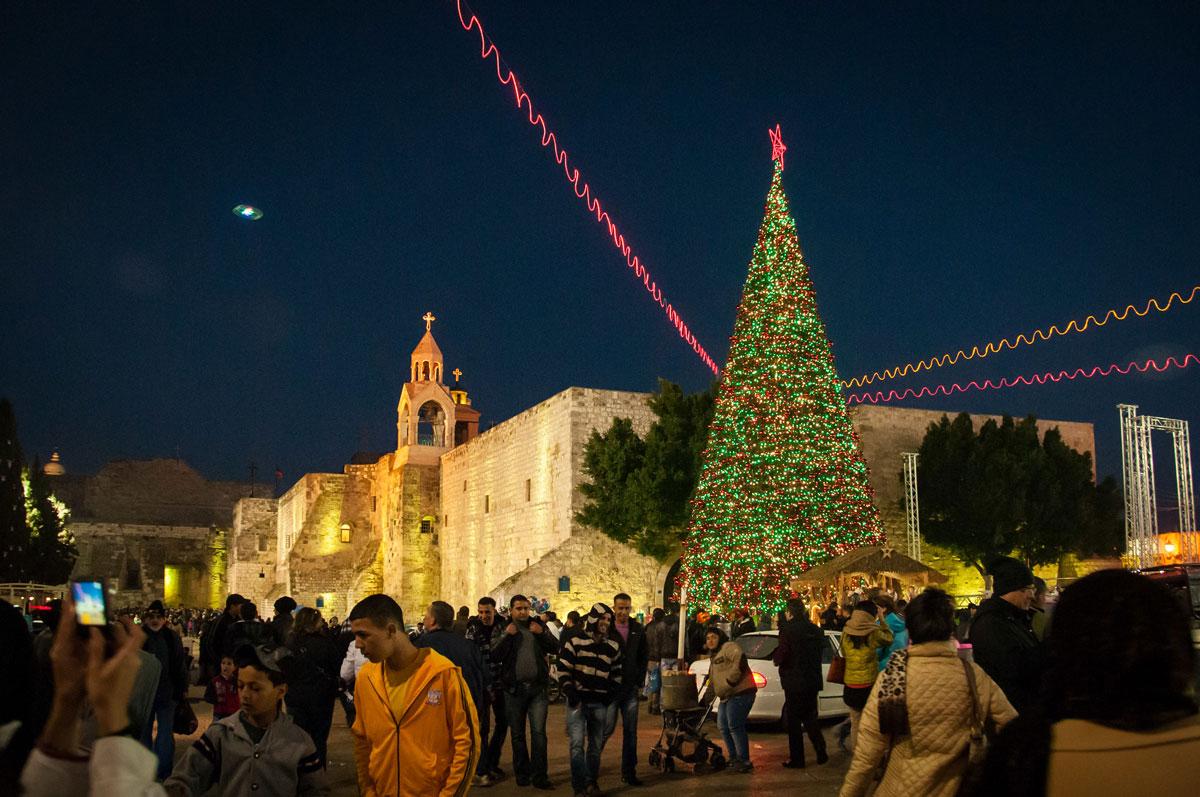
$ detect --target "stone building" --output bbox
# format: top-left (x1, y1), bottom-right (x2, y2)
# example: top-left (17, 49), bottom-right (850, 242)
top-left (224, 316), bottom-right (1100, 621)
top-left (57, 458), bottom-right (268, 608)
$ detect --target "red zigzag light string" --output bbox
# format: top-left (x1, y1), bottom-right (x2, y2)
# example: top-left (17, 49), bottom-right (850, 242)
top-left (452, 1), bottom-right (719, 375)
top-left (846, 354), bottom-right (1200, 405)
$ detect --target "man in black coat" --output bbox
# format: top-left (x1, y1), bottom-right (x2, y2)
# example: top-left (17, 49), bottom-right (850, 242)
top-left (607, 592), bottom-right (649, 786)
top-left (491, 594), bottom-right (559, 789)
top-left (200, 593), bottom-right (244, 681)
top-left (772, 598), bottom-right (829, 768)
top-left (416, 600), bottom-right (490, 720)
top-left (969, 556), bottom-right (1046, 713)
top-left (141, 600), bottom-right (189, 780)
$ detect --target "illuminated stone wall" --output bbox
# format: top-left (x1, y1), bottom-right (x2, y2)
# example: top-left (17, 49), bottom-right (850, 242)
top-left (227, 497), bottom-right (279, 609)
top-left (70, 521), bottom-right (218, 608)
top-left (275, 472), bottom-right (377, 619)
top-left (440, 387), bottom-right (660, 611)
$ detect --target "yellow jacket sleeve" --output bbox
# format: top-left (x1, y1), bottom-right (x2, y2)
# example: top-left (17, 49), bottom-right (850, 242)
top-left (439, 667), bottom-right (481, 797)
top-left (351, 674), bottom-right (378, 797)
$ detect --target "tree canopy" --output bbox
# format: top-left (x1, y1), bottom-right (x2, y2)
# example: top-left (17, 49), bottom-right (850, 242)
top-left (576, 379), bottom-right (715, 559)
top-left (917, 412), bottom-right (1123, 579)
top-left (0, 398), bottom-right (76, 583)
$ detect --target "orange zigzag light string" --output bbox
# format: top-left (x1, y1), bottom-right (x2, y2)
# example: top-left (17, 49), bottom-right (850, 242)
top-left (844, 285), bottom-right (1200, 388)
top-left (846, 354), bottom-right (1200, 406)
top-left (452, 1), bottom-right (719, 375)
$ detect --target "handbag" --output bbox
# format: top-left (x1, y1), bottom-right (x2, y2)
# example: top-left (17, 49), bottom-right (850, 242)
top-left (826, 654), bottom-right (846, 685)
top-left (955, 658), bottom-right (988, 795)
top-left (174, 699), bottom-right (199, 736)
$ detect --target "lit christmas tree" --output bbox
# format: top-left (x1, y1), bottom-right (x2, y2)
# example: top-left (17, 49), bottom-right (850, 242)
top-left (679, 127), bottom-right (884, 614)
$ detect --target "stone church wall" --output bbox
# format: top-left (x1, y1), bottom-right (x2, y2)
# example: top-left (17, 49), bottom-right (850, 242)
top-left (228, 497), bottom-right (279, 609)
top-left (490, 529), bottom-right (664, 618)
top-left (439, 387), bottom-right (659, 610)
top-left (275, 472), bottom-right (376, 619)
top-left (379, 460), bottom-right (440, 616)
top-left (70, 522), bottom-right (220, 608)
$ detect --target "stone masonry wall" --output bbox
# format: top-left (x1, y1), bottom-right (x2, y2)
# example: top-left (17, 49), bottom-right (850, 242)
top-left (439, 387), bottom-right (659, 610)
top-left (70, 522), bottom-right (219, 608)
top-left (382, 462), bottom-right (441, 618)
top-left (280, 472), bottom-right (375, 619)
top-left (62, 458), bottom-right (268, 526)
top-left (491, 529), bottom-right (664, 619)
top-left (228, 497), bottom-right (279, 609)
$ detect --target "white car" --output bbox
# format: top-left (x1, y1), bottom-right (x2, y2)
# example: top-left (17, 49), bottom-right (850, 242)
top-left (688, 629), bottom-right (848, 722)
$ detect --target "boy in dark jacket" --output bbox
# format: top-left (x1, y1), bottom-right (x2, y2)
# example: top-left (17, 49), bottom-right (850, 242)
top-left (166, 644), bottom-right (327, 796)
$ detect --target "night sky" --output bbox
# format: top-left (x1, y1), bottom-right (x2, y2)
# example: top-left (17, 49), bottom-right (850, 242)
top-left (2, 3), bottom-right (1197, 515)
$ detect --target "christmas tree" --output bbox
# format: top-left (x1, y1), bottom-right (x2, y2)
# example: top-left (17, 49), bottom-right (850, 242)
top-left (679, 128), bottom-right (884, 614)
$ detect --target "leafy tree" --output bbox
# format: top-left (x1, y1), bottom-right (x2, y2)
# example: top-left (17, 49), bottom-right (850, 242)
top-left (0, 398), bottom-right (30, 581)
top-left (25, 456), bottom-right (76, 584)
top-left (918, 412), bottom-right (1123, 579)
top-left (576, 380), bottom-right (716, 559)
top-left (576, 417), bottom-right (647, 548)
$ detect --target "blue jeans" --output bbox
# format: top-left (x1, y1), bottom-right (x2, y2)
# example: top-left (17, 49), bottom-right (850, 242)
top-left (567, 702), bottom-right (615, 792)
top-left (139, 697), bottom-right (176, 780)
top-left (603, 691), bottom-right (640, 778)
top-left (504, 683), bottom-right (549, 784)
top-left (717, 691), bottom-right (756, 764)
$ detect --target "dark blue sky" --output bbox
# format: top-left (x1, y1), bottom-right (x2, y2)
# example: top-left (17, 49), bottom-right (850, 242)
top-left (2, 3), bottom-right (1197, 504)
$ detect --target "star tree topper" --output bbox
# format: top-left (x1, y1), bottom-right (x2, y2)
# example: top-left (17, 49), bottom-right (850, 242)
top-left (769, 123), bottom-right (787, 170)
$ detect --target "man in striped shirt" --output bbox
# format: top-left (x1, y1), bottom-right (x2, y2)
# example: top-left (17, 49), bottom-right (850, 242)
top-left (559, 603), bottom-right (624, 797)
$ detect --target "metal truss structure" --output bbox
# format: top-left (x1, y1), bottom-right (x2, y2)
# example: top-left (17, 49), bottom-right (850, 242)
top-left (1118, 404), bottom-right (1197, 567)
top-left (902, 452), bottom-right (922, 562)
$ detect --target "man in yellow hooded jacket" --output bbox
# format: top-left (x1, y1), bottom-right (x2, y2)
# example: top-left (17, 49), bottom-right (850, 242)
top-left (348, 594), bottom-right (480, 797)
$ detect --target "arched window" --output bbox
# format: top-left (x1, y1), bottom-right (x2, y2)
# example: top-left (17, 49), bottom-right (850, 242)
top-left (434, 364), bottom-right (441, 383)
top-left (422, 361), bottom-right (430, 381)
top-left (340, 523), bottom-right (352, 543)
top-left (416, 401), bottom-right (446, 446)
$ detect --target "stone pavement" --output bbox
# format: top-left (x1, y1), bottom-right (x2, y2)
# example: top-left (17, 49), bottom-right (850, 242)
top-left (177, 690), bottom-right (853, 796)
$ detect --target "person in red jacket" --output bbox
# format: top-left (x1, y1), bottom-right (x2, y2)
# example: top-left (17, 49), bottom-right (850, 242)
top-left (204, 654), bottom-right (241, 720)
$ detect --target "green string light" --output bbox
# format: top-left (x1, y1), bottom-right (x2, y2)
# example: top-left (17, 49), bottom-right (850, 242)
top-left (679, 161), bottom-right (885, 616)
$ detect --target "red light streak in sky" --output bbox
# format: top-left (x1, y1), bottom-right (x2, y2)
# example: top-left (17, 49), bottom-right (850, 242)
top-left (452, 1), bottom-right (719, 375)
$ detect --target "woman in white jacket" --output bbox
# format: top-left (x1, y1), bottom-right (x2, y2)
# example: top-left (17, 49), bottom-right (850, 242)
top-left (839, 587), bottom-right (1017, 797)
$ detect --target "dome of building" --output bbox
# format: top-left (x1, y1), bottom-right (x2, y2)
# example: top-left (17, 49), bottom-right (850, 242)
top-left (43, 451), bottom-right (65, 476)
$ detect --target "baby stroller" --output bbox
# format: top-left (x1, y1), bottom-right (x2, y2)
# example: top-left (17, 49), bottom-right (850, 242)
top-left (647, 670), bottom-right (726, 774)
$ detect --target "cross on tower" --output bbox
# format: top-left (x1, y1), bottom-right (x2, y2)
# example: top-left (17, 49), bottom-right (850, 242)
top-left (422, 311), bottom-right (436, 332)
top-left (452, 368), bottom-right (462, 383)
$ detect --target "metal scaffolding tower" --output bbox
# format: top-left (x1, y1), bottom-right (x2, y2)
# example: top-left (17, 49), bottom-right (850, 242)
top-left (1118, 404), bottom-right (1197, 567)
top-left (902, 452), bottom-right (921, 562)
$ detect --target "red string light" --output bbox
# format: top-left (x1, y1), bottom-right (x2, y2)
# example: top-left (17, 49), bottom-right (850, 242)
top-left (451, 1), bottom-right (719, 375)
top-left (846, 354), bottom-right (1200, 405)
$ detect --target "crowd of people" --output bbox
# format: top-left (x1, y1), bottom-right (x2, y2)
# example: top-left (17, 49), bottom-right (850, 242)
top-left (0, 557), bottom-right (1197, 796)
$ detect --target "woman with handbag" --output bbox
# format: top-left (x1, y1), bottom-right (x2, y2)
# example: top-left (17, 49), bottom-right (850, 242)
top-left (838, 588), bottom-right (1016, 797)
top-left (839, 600), bottom-right (894, 751)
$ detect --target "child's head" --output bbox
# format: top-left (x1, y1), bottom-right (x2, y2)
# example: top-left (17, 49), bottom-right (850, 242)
top-left (219, 655), bottom-right (236, 679)
top-left (235, 646), bottom-right (289, 723)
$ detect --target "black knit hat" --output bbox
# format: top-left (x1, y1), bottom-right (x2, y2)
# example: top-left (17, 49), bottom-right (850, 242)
top-left (989, 557), bottom-right (1035, 597)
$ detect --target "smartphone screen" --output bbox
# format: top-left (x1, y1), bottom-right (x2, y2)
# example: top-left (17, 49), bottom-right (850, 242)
top-left (72, 580), bottom-right (108, 626)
